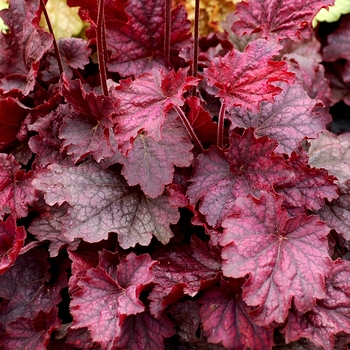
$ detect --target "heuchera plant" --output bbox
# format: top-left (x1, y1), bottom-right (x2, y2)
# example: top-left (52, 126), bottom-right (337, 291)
top-left (2, 0), bottom-right (350, 348)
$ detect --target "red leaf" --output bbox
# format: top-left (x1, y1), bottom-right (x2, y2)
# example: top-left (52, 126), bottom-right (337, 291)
top-left (70, 252), bottom-right (156, 348)
top-left (0, 307), bottom-right (60, 349)
top-left (112, 68), bottom-right (197, 155)
top-left (284, 260), bottom-right (350, 350)
top-left (0, 216), bottom-right (26, 275)
top-left (317, 179), bottom-right (350, 241)
top-left (67, 0), bottom-right (128, 23)
top-left (323, 14), bottom-right (350, 63)
top-left (106, 0), bottom-right (191, 76)
top-left (274, 151), bottom-right (339, 213)
top-left (114, 312), bottom-right (175, 350)
top-left (228, 82), bottom-right (328, 154)
top-left (121, 110), bottom-right (193, 198)
top-left (221, 192), bottom-right (331, 325)
top-left (28, 203), bottom-right (80, 257)
top-left (32, 161), bottom-right (179, 248)
top-left (59, 75), bottom-right (116, 163)
top-left (187, 129), bottom-right (290, 227)
top-left (0, 97), bottom-right (29, 151)
top-left (199, 279), bottom-right (274, 350)
top-left (186, 96), bottom-right (217, 145)
top-left (204, 39), bottom-right (295, 112)
top-left (0, 0), bottom-right (52, 95)
top-left (0, 247), bottom-right (65, 326)
top-left (281, 36), bottom-right (332, 106)
top-left (231, 0), bottom-right (334, 41)
top-left (39, 38), bottom-right (91, 83)
top-left (0, 153), bottom-right (38, 219)
top-left (307, 130), bottom-right (350, 182)
top-left (28, 105), bottom-right (73, 168)
top-left (149, 236), bottom-right (221, 315)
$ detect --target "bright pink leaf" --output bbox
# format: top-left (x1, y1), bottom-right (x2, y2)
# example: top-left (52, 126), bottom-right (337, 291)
top-left (231, 0), bottom-right (334, 41)
top-left (70, 252), bottom-right (156, 348)
top-left (228, 82), bottom-right (327, 154)
top-left (121, 111), bottom-right (193, 198)
top-left (106, 0), bottom-right (192, 76)
top-left (274, 151), bottom-right (339, 213)
top-left (317, 179), bottom-right (350, 241)
top-left (284, 260), bottom-right (350, 350)
top-left (0, 153), bottom-right (38, 219)
top-left (0, 0), bottom-right (52, 95)
top-left (112, 68), bottom-right (197, 155)
top-left (221, 192), bottom-right (331, 325)
top-left (0, 307), bottom-right (60, 349)
top-left (199, 279), bottom-right (274, 350)
top-left (149, 236), bottom-right (221, 315)
top-left (187, 129), bottom-right (290, 227)
top-left (0, 97), bottom-right (29, 151)
top-left (204, 39), bottom-right (295, 112)
top-left (0, 216), bottom-right (26, 275)
top-left (32, 161), bottom-right (179, 249)
top-left (114, 312), bottom-right (175, 350)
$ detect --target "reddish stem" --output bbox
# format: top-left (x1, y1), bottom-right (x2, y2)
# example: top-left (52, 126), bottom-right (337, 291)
top-left (96, 0), bottom-right (109, 96)
top-left (40, 0), bottom-right (64, 75)
top-left (172, 104), bottom-right (204, 153)
top-left (191, 0), bottom-right (200, 96)
top-left (217, 102), bottom-right (226, 149)
top-left (164, 0), bottom-right (172, 60)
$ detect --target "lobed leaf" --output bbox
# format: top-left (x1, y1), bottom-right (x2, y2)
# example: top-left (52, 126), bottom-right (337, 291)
top-left (106, 0), bottom-right (191, 76)
top-left (228, 81), bottom-right (327, 154)
top-left (231, 0), bottom-right (334, 41)
top-left (221, 192), bottom-right (331, 325)
top-left (0, 153), bottom-right (38, 219)
top-left (121, 111), bottom-right (193, 198)
top-left (112, 68), bottom-right (197, 155)
top-left (284, 260), bottom-right (350, 350)
top-left (32, 161), bottom-right (179, 248)
top-left (204, 39), bottom-right (295, 112)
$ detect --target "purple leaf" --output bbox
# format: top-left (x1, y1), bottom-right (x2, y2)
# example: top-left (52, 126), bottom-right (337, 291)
top-left (187, 129), bottom-right (290, 227)
top-left (0, 153), bottom-right (38, 219)
top-left (112, 68), bottom-right (197, 155)
top-left (284, 260), bottom-right (350, 350)
top-left (221, 192), bottom-right (331, 325)
top-left (228, 82), bottom-right (328, 154)
top-left (32, 160), bottom-right (179, 248)
top-left (70, 252), bottom-right (156, 348)
top-left (199, 279), bottom-right (274, 350)
top-left (106, 0), bottom-right (191, 76)
top-left (231, 0), bottom-right (334, 41)
top-left (121, 110), bottom-right (193, 198)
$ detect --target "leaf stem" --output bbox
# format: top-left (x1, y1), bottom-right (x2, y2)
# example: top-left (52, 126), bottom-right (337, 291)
top-left (96, 0), bottom-right (109, 97)
top-left (217, 102), bottom-right (226, 149)
top-left (191, 0), bottom-right (200, 96)
top-left (40, 0), bottom-right (64, 76)
top-left (172, 104), bottom-right (204, 153)
top-left (164, 0), bottom-right (171, 60)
